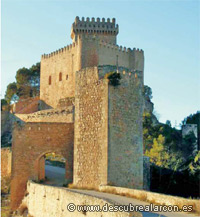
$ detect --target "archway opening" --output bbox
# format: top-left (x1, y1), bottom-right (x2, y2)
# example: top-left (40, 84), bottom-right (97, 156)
top-left (38, 152), bottom-right (67, 187)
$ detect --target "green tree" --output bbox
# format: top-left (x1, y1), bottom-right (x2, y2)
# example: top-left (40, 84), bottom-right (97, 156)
top-left (166, 120), bottom-right (171, 127)
top-left (143, 85), bottom-right (152, 100)
top-left (1, 99), bottom-right (8, 111)
top-left (145, 135), bottom-right (170, 168)
top-left (5, 82), bottom-right (18, 103)
top-left (15, 67), bottom-right (31, 98)
top-left (29, 62), bottom-right (40, 96)
top-left (188, 151), bottom-right (200, 175)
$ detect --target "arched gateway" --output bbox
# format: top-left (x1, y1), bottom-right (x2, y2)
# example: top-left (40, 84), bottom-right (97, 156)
top-left (11, 122), bottom-right (74, 210)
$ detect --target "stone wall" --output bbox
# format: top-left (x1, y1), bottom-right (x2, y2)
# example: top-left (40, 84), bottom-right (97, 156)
top-left (80, 36), bottom-right (144, 72)
top-left (99, 185), bottom-right (200, 214)
top-left (40, 41), bottom-right (81, 108)
top-left (38, 156), bottom-right (45, 181)
top-left (74, 67), bottom-right (108, 188)
top-left (73, 66), bottom-right (144, 190)
top-left (71, 16), bottom-right (118, 44)
top-left (12, 97), bottom-right (40, 114)
top-left (19, 181), bottom-right (132, 217)
top-left (15, 107), bottom-right (74, 123)
top-left (1, 148), bottom-right (12, 194)
top-left (40, 33), bottom-right (144, 109)
top-left (11, 122), bottom-right (74, 210)
top-left (1, 148), bottom-right (12, 177)
top-left (182, 124), bottom-right (198, 151)
top-left (57, 97), bottom-right (75, 108)
top-left (182, 124), bottom-right (198, 139)
top-left (106, 69), bottom-right (144, 189)
top-left (143, 156), bottom-right (150, 191)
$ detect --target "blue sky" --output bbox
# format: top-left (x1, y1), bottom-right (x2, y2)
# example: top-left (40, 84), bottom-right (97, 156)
top-left (1, 0), bottom-right (200, 127)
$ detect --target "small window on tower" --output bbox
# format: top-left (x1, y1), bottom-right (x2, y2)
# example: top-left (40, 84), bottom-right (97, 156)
top-left (59, 72), bottom-right (62, 81)
top-left (66, 75), bottom-right (68, 80)
top-left (49, 76), bottom-right (51, 85)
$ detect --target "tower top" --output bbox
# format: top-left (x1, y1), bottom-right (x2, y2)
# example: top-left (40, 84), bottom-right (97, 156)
top-left (71, 16), bottom-right (119, 43)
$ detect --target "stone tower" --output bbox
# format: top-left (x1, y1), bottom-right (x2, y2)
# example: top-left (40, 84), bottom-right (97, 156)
top-left (71, 16), bottom-right (119, 44)
top-left (40, 16), bottom-right (144, 108)
top-left (11, 17), bottom-right (145, 210)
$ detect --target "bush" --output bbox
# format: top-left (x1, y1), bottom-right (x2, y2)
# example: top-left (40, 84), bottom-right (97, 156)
top-left (105, 72), bottom-right (121, 86)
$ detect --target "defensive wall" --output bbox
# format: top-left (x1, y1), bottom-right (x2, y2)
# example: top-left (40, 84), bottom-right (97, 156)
top-left (18, 181), bottom-right (200, 216)
top-left (106, 67), bottom-right (143, 189)
top-left (11, 96), bottom-right (40, 114)
top-left (73, 66), bottom-right (143, 189)
top-left (15, 107), bottom-right (74, 123)
top-left (99, 186), bottom-right (200, 214)
top-left (40, 41), bottom-right (81, 108)
top-left (18, 181), bottom-right (134, 217)
top-left (74, 67), bottom-right (108, 188)
top-left (40, 35), bottom-right (144, 108)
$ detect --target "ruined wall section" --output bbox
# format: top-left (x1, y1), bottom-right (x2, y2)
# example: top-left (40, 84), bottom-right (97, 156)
top-left (40, 42), bottom-right (81, 108)
top-left (11, 122), bottom-right (74, 210)
top-left (74, 67), bottom-right (108, 188)
top-left (107, 69), bottom-right (144, 189)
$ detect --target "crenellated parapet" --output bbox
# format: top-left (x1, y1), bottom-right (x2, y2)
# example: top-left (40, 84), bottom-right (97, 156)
top-left (41, 41), bottom-right (78, 59)
top-left (41, 35), bottom-right (143, 60)
top-left (99, 39), bottom-right (143, 54)
top-left (71, 16), bottom-right (119, 44)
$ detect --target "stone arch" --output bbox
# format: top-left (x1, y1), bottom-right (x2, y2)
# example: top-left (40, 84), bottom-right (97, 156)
top-left (11, 122), bottom-right (74, 210)
top-left (34, 150), bottom-right (71, 184)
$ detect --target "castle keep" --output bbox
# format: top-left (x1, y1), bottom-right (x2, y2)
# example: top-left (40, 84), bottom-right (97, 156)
top-left (10, 17), bottom-right (145, 210)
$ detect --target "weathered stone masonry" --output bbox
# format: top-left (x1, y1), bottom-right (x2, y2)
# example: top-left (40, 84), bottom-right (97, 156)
top-left (74, 67), bottom-right (108, 188)
top-left (74, 66), bottom-right (144, 189)
top-left (10, 16), bottom-right (146, 210)
top-left (11, 122), bottom-right (74, 210)
top-left (107, 69), bottom-right (144, 189)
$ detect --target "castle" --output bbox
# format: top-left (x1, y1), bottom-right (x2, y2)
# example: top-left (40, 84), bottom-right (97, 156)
top-left (10, 17), bottom-right (145, 210)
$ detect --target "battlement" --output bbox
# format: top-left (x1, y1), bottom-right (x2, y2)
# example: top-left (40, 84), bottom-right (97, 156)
top-left (98, 39), bottom-right (143, 54)
top-left (41, 41), bottom-right (78, 59)
top-left (98, 65), bottom-right (143, 83)
top-left (71, 16), bottom-right (119, 44)
top-left (41, 36), bottom-right (143, 60)
top-left (40, 17), bottom-right (144, 108)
